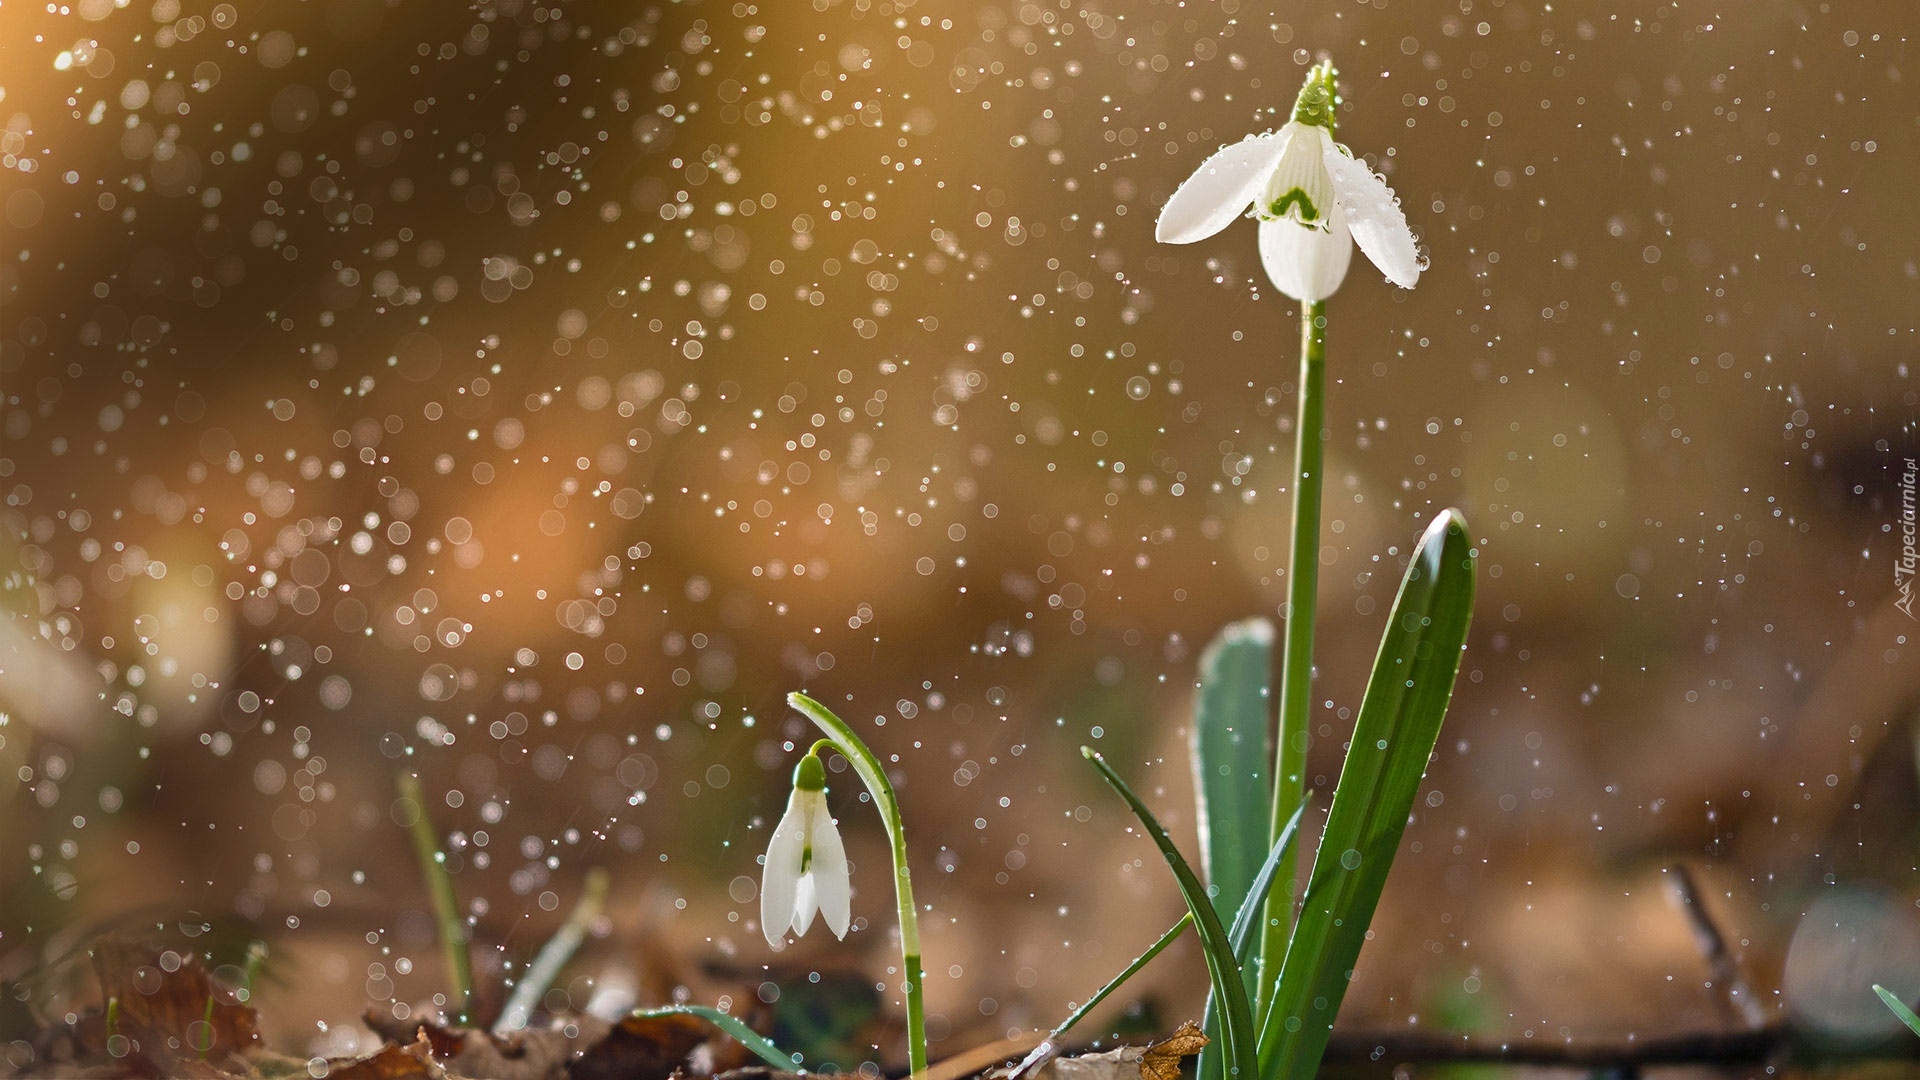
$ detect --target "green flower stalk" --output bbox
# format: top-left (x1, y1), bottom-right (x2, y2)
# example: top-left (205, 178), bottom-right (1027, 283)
top-left (1156, 58), bottom-right (1427, 1028)
top-left (1262, 295), bottom-right (1325, 1007)
top-left (772, 693), bottom-right (928, 1077)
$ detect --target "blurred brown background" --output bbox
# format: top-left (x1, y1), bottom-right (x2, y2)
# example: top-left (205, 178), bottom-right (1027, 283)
top-left (5, 0), bottom-right (1920, 1068)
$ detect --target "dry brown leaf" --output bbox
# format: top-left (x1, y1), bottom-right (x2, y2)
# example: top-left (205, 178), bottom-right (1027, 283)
top-left (996, 1022), bottom-right (1208, 1080)
top-left (1136, 1022), bottom-right (1207, 1080)
top-left (567, 1009), bottom-right (727, 1080)
top-left (445, 1020), bottom-right (612, 1080)
top-left (92, 938), bottom-right (260, 1061)
top-left (327, 1033), bottom-right (452, 1080)
top-left (23, 937), bottom-right (262, 1077)
top-left (358, 1004), bottom-right (764, 1080)
top-left (360, 1011), bottom-right (467, 1061)
top-left (358, 1009), bottom-right (613, 1080)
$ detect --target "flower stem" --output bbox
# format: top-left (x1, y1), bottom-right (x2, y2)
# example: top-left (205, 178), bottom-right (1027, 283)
top-left (1257, 299), bottom-right (1326, 1021)
top-left (788, 693), bottom-right (928, 1077)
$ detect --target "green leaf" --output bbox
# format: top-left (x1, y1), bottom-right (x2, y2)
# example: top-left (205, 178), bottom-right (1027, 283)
top-left (1190, 617), bottom-right (1274, 924)
top-left (631, 1005), bottom-right (801, 1070)
top-left (1047, 913), bottom-right (1193, 1043)
top-left (1229, 798), bottom-right (1311, 967)
top-left (1197, 796), bottom-right (1310, 1080)
top-left (1260, 510), bottom-right (1476, 1078)
top-left (1049, 793), bottom-right (1312, 1080)
top-left (1082, 748), bottom-right (1258, 1080)
top-left (1014, 913), bottom-right (1197, 1080)
top-left (1876, 984), bottom-right (1920, 1038)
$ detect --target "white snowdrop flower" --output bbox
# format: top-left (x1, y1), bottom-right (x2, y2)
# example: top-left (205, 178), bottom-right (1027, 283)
top-left (760, 751), bottom-right (851, 948)
top-left (1156, 61), bottom-right (1422, 302)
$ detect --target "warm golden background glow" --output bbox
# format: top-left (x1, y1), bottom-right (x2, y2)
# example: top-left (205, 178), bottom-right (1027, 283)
top-left (4, 0), bottom-right (1920, 1064)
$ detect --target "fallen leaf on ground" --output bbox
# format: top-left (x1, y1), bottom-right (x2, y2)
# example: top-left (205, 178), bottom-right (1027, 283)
top-left (1134, 1022), bottom-right (1207, 1080)
top-left (568, 1009), bottom-right (747, 1080)
top-left (327, 1033), bottom-right (452, 1080)
top-left (361, 1009), bottom-right (610, 1080)
top-left (21, 937), bottom-right (261, 1078)
top-left (358, 1004), bottom-right (763, 1080)
top-left (993, 1022), bottom-right (1208, 1080)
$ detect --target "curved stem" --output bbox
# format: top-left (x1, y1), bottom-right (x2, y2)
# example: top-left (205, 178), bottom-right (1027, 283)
top-left (1258, 299), bottom-right (1326, 1020)
top-left (788, 692), bottom-right (927, 1077)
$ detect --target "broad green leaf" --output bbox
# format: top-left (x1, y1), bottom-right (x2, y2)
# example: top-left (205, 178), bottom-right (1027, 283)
top-left (1190, 617), bottom-right (1274, 924)
top-left (1083, 748), bottom-right (1259, 1080)
top-left (1876, 984), bottom-right (1920, 1038)
top-left (1260, 510), bottom-right (1476, 1078)
top-left (631, 1005), bottom-right (801, 1070)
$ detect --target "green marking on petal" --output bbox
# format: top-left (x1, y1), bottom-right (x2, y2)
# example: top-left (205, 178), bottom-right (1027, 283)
top-left (1291, 60), bottom-right (1338, 136)
top-left (1269, 187), bottom-right (1320, 223)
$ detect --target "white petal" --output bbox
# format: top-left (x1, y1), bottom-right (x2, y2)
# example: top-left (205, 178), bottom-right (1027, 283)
top-left (1155, 133), bottom-right (1286, 244)
top-left (792, 873), bottom-right (818, 936)
top-left (1258, 122), bottom-right (1335, 228)
top-left (760, 791), bottom-right (808, 947)
top-left (1258, 207), bottom-right (1354, 303)
top-left (1317, 128), bottom-right (1420, 289)
top-left (808, 811), bottom-right (851, 939)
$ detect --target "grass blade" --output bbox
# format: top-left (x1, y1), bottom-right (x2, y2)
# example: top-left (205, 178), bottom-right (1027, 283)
top-left (632, 1005), bottom-right (802, 1070)
top-left (1260, 510), bottom-right (1476, 1077)
top-left (1017, 909), bottom-right (1204, 1080)
top-left (397, 771), bottom-right (474, 1023)
top-left (1191, 617), bottom-right (1274, 924)
top-left (1197, 795), bottom-right (1311, 1080)
top-left (1228, 797), bottom-right (1311, 958)
top-left (495, 867), bottom-right (611, 1034)
top-left (1876, 985), bottom-right (1920, 1038)
top-left (1041, 797), bottom-right (1307, 1080)
top-left (1048, 913), bottom-right (1192, 1042)
top-left (1082, 748), bottom-right (1258, 1080)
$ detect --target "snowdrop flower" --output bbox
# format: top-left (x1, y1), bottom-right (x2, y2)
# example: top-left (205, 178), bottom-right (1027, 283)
top-left (760, 749), bottom-right (851, 947)
top-left (1156, 61), bottom-right (1421, 302)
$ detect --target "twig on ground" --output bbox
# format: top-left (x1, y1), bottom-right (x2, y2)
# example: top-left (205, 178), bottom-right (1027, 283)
top-left (926, 1034), bottom-right (1048, 1080)
top-left (1663, 863), bottom-right (1767, 1029)
top-left (1319, 1023), bottom-right (1919, 1071)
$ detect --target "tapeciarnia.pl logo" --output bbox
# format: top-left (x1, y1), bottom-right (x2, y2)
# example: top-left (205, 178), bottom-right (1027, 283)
top-left (1899, 457), bottom-right (1919, 619)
